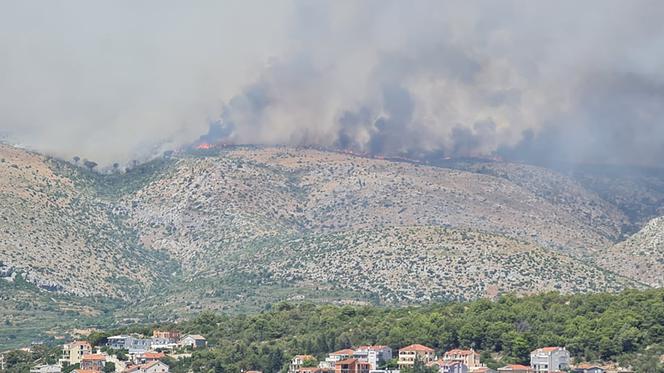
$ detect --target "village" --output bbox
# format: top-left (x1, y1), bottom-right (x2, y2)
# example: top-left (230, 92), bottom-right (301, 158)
top-left (19, 331), bottom-right (207, 373)
top-left (10, 331), bottom-right (636, 373)
top-left (286, 344), bottom-right (632, 373)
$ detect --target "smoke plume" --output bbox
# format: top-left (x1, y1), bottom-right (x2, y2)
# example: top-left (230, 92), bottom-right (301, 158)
top-left (1, 1), bottom-right (663, 166)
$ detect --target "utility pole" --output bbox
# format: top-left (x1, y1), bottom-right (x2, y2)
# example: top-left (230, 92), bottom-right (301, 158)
top-left (0, 352), bottom-right (6, 371)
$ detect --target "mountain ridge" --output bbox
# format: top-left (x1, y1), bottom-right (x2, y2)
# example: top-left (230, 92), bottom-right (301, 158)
top-left (1, 143), bottom-right (662, 346)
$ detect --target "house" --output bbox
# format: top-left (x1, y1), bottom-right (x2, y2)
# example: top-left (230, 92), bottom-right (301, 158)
top-left (354, 346), bottom-right (393, 370)
top-left (80, 354), bottom-right (106, 371)
top-left (179, 335), bottom-right (207, 349)
top-left (290, 355), bottom-right (317, 373)
top-left (428, 360), bottom-right (468, 373)
top-left (334, 358), bottom-right (371, 373)
top-left (30, 364), bottom-right (61, 373)
top-left (125, 361), bottom-right (170, 373)
top-left (136, 352), bottom-right (165, 365)
top-left (324, 349), bottom-right (355, 368)
top-left (107, 335), bottom-right (133, 350)
top-left (572, 365), bottom-right (605, 373)
top-left (151, 331), bottom-right (180, 350)
top-left (61, 341), bottom-right (92, 366)
top-left (152, 331), bottom-right (180, 342)
top-left (398, 344), bottom-right (436, 368)
top-left (321, 349), bottom-right (354, 369)
top-left (530, 347), bottom-right (570, 373)
top-left (497, 365), bottom-right (533, 373)
top-left (443, 349), bottom-right (481, 369)
top-left (107, 336), bottom-right (152, 354)
top-left (441, 361), bottom-right (468, 373)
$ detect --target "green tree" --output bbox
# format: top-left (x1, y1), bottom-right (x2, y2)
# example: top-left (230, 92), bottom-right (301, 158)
top-left (103, 362), bottom-right (116, 373)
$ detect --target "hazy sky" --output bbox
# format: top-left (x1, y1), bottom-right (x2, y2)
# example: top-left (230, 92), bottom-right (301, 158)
top-left (1, 1), bottom-right (663, 166)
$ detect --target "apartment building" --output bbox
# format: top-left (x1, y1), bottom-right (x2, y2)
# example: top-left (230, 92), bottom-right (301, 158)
top-left (443, 349), bottom-right (481, 369)
top-left (530, 347), bottom-right (570, 372)
top-left (60, 341), bottom-right (92, 366)
top-left (398, 344), bottom-right (436, 368)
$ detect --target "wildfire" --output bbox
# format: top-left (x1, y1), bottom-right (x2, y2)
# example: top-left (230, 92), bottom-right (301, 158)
top-left (196, 143), bottom-right (213, 150)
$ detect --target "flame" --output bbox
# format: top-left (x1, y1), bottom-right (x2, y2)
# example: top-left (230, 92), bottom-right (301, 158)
top-left (196, 143), bottom-right (213, 150)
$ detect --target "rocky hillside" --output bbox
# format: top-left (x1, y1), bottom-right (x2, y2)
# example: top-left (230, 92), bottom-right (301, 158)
top-left (0, 144), bottom-right (661, 325)
top-left (127, 147), bottom-right (626, 264)
top-left (442, 160), bottom-right (629, 241)
top-left (229, 226), bottom-right (635, 302)
top-left (0, 145), bottom-right (172, 298)
top-left (598, 216), bottom-right (664, 287)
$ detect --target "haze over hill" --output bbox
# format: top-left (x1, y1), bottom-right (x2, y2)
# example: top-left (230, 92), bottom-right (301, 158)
top-left (2, 1), bottom-right (664, 168)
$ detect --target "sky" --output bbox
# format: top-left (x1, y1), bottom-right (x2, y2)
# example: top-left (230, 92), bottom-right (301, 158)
top-left (1, 1), bottom-right (663, 167)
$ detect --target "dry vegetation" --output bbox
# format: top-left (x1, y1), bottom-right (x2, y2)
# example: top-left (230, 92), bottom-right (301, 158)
top-left (596, 216), bottom-right (664, 287)
top-left (0, 145), bottom-right (167, 297)
top-left (0, 144), bottom-right (661, 311)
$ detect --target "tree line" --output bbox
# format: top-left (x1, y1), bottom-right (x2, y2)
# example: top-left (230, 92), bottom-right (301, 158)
top-left (2, 289), bottom-right (663, 372)
top-left (76, 289), bottom-right (664, 373)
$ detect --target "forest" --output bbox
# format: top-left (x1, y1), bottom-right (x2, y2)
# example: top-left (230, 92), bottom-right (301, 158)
top-left (3, 289), bottom-right (664, 372)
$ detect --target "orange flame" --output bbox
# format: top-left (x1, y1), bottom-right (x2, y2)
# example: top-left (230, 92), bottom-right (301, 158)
top-left (196, 143), bottom-right (213, 150)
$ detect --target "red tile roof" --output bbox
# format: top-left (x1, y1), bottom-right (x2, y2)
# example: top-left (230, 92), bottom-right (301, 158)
top-left (82, 354), bottom-right (106, 361)
top-left (400, 344), bottom-right (435, 352)
top-left (142, 352), bottom-right (165, 359)
top-left (500, 364), bottom-right (532, 370)
top-left (330, 349), bottom-right (355, 356)
top-left (445, 348), bottom-right (477, 356)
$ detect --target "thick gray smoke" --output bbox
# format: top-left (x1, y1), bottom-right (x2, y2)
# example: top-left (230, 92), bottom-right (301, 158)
top-left (1, 1), bottom-right (663, 166)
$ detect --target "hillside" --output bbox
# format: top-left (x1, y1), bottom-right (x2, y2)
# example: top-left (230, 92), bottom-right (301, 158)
top-left (0, 143), bottom-right (662, 347)
top-left (439, 160), bottom-right (629, 241)
top-left (125, 147), bottom-right (628, 264)
top-left (598, 216), bottom-right (664, 287)
top-left (229, 227), bottom-right (634, 302)
top-left (114, 147), bottom-right (645, 307)
top-left (0, 145), bottom-right (173, 298)
top-left (567, 164), bottom-right (664, 233)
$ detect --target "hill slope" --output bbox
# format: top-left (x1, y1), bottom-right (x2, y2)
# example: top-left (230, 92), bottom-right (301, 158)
top-left (598, 216), bottom-right (664, 287)
top-left (125, 147), bottom-right (629, 265)
top-left (0, 145), bottom-right (173, 298)
top-left (0, 144), bottom-right (660, 339)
